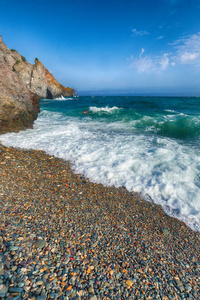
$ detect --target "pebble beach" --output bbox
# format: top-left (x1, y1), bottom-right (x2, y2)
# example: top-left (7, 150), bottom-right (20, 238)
top-left (0, 144), bottom-right (200, 300)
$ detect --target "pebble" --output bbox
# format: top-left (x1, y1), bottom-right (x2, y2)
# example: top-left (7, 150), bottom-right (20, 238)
top-left (92, 259), bottom-right (98, 267)
top-left (9, 287), bottom-right (23, 293)
top-left (49, 292), bottom-right (59, 298)
top-left (9, 246), bottom-right (18, 251)
top-left (126, 280), bottom-right (133, 287)
top-left (88, 285), bottom-right (95, 293)
top-left (0, 144), bottom-right (199, 299)
top-left (35, 240), bottom-right (46, 249)
top-left (36, 280), bottom-right (43, 286)
top-left (0, 284), bottom-right (9, 296)
top-left (90, 296), bottom-right (98, 300)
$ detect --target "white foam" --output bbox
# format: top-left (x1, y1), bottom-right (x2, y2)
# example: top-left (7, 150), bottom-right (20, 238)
top-left (52, 96), bottom-right (77, 101)
top-left (165, 109), bottom-right (177, 113)
top-left (89, 106), bottom-right (121, 113)
top-left (1, 111), bottom-right (200, 232)
top-left (52, 95), bottom-right (75, 101)
top-left (52, 95), bottom-right (66, 100)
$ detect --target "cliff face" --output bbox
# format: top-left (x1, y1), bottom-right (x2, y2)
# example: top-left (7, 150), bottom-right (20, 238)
top-left (11, 54), bottom-right (75, 99)
top-left (0, 35), bottom-right (75, 133)
top-left (0, 36), bottom-right (40, 133)
top-left (27, 59), bottom-right (74, 98)
top-left (45, 65), bottom-right (74, 98)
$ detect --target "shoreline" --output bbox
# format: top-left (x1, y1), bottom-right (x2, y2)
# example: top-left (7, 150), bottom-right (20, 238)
top-left (0, 143), bottom-right (199, 299)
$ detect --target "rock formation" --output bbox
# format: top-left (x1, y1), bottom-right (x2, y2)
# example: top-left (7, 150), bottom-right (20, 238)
top-left (0, 35), bottom-right (40, 133)
top-left (4, 40), bottom-right (75, 99)
top-left (13, 58), bottom-right (74, 99)
top-left (0, 35), bottom-right (74, 133)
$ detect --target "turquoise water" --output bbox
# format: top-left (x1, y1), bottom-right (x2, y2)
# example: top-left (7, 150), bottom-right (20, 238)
top-left (42, 96), bottom-right (200, 142)
top-left (1, 96), bottom-right (200, 231)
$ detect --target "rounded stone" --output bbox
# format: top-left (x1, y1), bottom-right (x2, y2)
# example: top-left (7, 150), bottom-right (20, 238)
top-left (35, 240), bottom-right (46, 250)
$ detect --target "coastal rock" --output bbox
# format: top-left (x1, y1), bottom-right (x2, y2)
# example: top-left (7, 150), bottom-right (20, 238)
top-left (29, 59), bottom-right (74, 98)
top-left (0, 35), bottom-right (40, 133)
top-left (30, 59), bottom-right (48, 98)
top-left (0, 34), bottom-right (74, 133)
top-left (45, 64), bottom-right (74, 98)
top-left (12, 59), bottom-right (34, 89)
top-left (1, 35), bottom-right (74, 99)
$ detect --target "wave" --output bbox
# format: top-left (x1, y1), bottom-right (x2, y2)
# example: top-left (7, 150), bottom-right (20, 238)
top-left (1, 97), bottom-right (200, 233)
top-left (131, 114), bottom-right (200, 140)
top-left (1, 120), bottom-right (200, 232)
top-left (158, 117), bottom-right (200, 139)
top-left (39, 110), bottom-right (64, 119)
top-left (53, 95), bottom-right (66, 100)
top-left (52, 95), bottom-right (76, 101)
top-left (164, 109), bottom-right (180, 115)
top-left (89, 106), bottom-right (121, 113)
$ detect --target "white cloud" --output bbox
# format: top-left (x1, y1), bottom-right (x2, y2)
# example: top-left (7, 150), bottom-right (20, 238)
top-left (140, 48), bottom-right (145, 57)
top-left (180, 52), bottom-right (199, 64)
top-left (132, 28), bottom-right (149, 36)
top-left (133, 56), bottom-right (154, 73)
top-left (159, 53), bottom-right (169, 70)
top-left (130, 48), bottom-right (153, 73)
top-left (172, 32), bottom-right (200, 65)
top-left (129, 32), bottom-right (200, 74)
top-left (157, 35), bottom-right (164, 40)
top-left (130, 49), bottom-right (169, 73)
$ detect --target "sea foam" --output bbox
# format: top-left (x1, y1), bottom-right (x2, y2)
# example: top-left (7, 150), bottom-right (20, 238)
top-left (52, 95), bottom-right (75, 101)
top-left (53, 95), bottom-right (66, 100)
top-left (1, 107), bottom-right (200, 232)
top-left (89, 106), bottom-right (120, 113)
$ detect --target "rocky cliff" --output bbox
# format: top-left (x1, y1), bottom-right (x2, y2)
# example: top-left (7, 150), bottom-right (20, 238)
top-left (4, 41), bottom-right (75, 99)
top-left (0, 35), bottom-right (40, 133)
top-left (13, 58), bottom-right (75, 99)
top-left (0, 35), bottom-right (74, 133)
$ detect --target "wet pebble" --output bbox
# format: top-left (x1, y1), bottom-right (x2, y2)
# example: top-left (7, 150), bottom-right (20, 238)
top-left (0, 144), bottom-right (199, 299)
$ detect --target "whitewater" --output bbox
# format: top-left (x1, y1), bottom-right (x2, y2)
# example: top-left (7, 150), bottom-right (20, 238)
top-left (1, 96), bottom-right (200, 232)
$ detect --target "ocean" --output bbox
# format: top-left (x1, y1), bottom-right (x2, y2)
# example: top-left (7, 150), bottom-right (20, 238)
top-left (1, 96), bottom-right (200, 232)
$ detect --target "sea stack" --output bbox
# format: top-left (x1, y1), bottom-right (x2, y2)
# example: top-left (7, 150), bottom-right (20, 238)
top-left (0, 35), bottom-right (74, 133)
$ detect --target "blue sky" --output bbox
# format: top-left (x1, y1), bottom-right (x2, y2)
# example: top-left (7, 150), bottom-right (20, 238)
top-left (0, 0), bottom-right (200, 95)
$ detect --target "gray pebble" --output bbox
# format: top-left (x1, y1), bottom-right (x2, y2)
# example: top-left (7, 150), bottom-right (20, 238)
top-left (9, 246), bottom-right (19, 251)
top-left (36, 296), bottom-right (47, 300)
top-left (35, 240), bottom-right (46, 249)
top-left (0, 284), bottom-right (9, 294)
top-left (49, 292), bottom-right (59, 298)
top-left (90, 296), bottom-right (97, 300)
top-left (9, 287), bottom-right (23, 293)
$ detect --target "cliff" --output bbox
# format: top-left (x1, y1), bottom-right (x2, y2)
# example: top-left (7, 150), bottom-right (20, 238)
top-left (13, 58), bottom-right (75, 99)
top-left (0, 35), bottom-right (40, 133)
top-left (7, 47), bottom-right (74, 99)
top-left (0, 35), bottom-right (74, 133)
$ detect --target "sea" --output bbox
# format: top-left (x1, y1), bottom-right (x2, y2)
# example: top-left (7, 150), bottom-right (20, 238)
top-left (1, 96), bottom-right (200, 232)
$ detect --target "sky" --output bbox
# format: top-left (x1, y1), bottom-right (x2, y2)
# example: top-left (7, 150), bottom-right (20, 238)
top-left (0, 0), bottom-right (200, 95)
